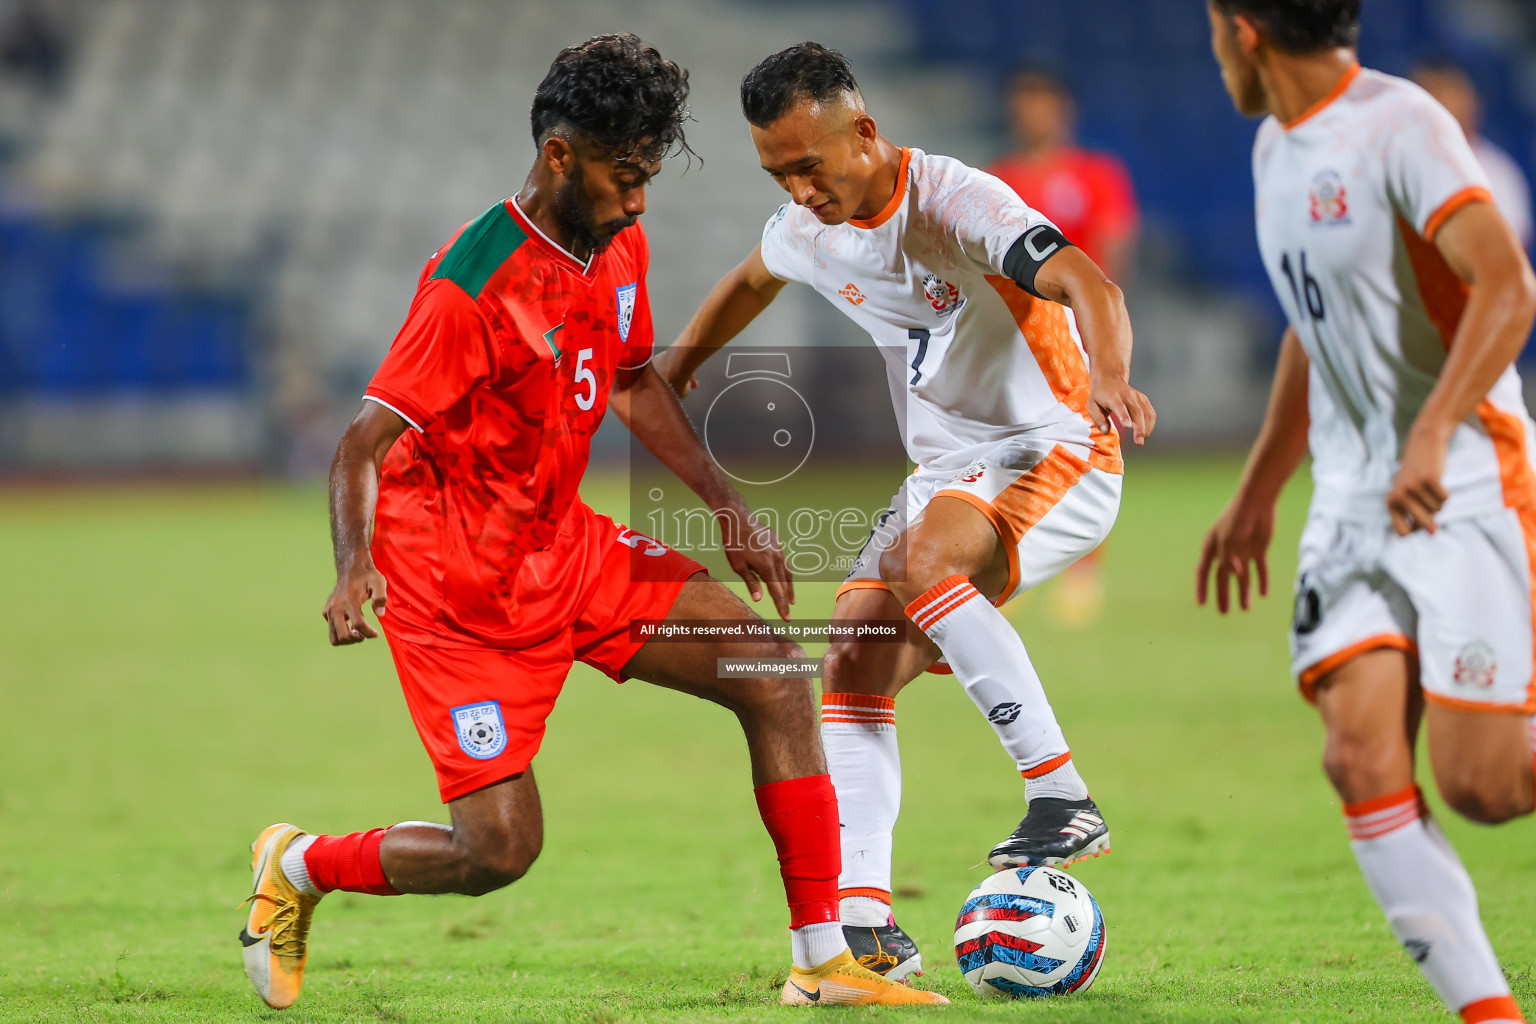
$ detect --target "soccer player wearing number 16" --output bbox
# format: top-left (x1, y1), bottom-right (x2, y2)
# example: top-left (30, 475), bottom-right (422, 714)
top-left (1199, 3), bottom-right (1536, 1023)
top-left (237, 35), bottom-right (943, 1010)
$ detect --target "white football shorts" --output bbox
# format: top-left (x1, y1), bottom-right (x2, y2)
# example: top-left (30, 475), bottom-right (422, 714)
top-left (839, 438), bottom-right (1121, 608)
top-left (1290, 508), bottom-right (1536, 712)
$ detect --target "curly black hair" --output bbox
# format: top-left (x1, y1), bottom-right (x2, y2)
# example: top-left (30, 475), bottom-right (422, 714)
top-left (530, 34), bottom-right (693, 165)
top-left (740, 42), bottom-right (861, 128)
top-left (1211, 0), bottom-right (1361, 53)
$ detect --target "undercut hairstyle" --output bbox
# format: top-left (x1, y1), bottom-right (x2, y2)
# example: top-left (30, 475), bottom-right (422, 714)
top-left (740, 42), bottom-right (861, 128)
top-left (530, 33), bottom-right (693, 165)
top-left (1211, 0), bottom-right (1361, 54)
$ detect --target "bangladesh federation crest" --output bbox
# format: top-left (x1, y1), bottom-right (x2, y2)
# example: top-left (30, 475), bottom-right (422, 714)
top-left (452, 701), bottom-right (508, 760)
top-left (616, 282), bottom-right (638, 343)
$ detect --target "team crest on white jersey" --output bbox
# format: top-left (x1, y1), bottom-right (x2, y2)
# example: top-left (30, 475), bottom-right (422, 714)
top-left (1452, 640), bottom-right (1497, 690)
top-left (922, 274), bottom-right (964, 317)
top-left (1309, 170), bottom-right (1350, 226)
top-left (616, 282), bottom-right (638, 343)
top-left (952, 460), bottom-right (987, 484)
top-left (452, 701), bottom-right (508, 760)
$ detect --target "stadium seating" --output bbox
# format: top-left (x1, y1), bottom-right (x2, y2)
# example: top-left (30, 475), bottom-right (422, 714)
top-left (0, 0), bottom-right (981, 468)
top-left (1, 0), bottom-right (1531, 468)
top-left (880, 0), bottom-right (1536, 305)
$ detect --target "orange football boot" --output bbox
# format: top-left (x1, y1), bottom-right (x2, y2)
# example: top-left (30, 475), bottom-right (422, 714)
top-left (780, 950), bottom-right (950, 1006)
top-left (239, 823), bottom-right (320, 1009)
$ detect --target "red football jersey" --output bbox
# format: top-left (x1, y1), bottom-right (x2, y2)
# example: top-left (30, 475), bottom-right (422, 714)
top-left (364, 197), bottom-right (654, 649)
top-left (986, 148), bottom-right (1138, 270)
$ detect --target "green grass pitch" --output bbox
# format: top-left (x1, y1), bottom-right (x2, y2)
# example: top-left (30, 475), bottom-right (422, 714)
top-left (1, 459), bottom-right (1532, 1022)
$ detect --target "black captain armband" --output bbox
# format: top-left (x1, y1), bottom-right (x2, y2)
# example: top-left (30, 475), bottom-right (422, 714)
top-left (1002, 224), bottom-right (1074, 299)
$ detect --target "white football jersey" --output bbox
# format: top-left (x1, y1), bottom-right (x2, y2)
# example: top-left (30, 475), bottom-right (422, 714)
top-left (1253, 65), bottom-right (1536, 520)
top-left (758, 147), bottom-right (1121, 477)
top-left (1473, 136), bottom-right (1533, 249)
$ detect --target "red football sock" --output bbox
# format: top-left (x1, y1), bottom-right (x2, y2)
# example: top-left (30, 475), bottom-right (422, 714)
top-left (755, 774), bottom-right (840, 928)
top-left (304, 829), bottom-right (401, 896)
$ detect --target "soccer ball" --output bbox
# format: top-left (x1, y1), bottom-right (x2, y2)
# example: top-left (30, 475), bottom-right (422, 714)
top-left (953, 866), bottom-right (1106, 999)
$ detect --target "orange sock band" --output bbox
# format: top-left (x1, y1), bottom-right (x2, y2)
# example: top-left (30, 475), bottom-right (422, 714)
top-left (1461, 994), bottom-right (1525, 1023)
top-left (838, 887), bottom-right (892, 903)
top-left (1021, 752), bottom-right (1073, 779)
top-left (820, 692), bottom-right (896, 728)
top-left (1342, 785), bottom-right (1421, 841)
top-left (905, 575), bottom-right (979, 632)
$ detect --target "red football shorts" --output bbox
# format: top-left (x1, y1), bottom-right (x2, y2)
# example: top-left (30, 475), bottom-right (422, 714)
top-left (384, 512), bottom-right (703, 802)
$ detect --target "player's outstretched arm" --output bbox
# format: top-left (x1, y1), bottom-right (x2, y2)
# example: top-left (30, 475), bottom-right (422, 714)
top-left (1197, 327), bottom-right (1310, 614)
top-left (611, 362), bottom-right (795, 619)
top-left (652, 245), bottom-right (786, 397)
top-left (1389, 201), bottom-right (1536, 536)
top-left (322, 401), bottom-right (407, 645)
top-left (1033, 247), bottom-right (1156, 445)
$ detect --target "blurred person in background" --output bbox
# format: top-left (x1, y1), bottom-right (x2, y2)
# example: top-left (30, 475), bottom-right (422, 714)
top-left (1412, 58), bottom-right (1533, 251)
top-left (987, 67), bottom-right (1141, 628)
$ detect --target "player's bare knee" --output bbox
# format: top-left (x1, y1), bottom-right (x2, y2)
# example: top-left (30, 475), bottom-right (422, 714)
top-left (459, 837), bottom-right (539, 895)
top-left (745, 666), bottom-right (816, 723)
top-left (822, 641), bottom-right (908, 698)
top-left (1435, 769), bottom-right (1533, 825)
top-left (1321, 732), bottom-right (1401, 802)
top-left (880, 540), bottom-right (954, 606)
top-left (451, 820), bottom-right (542, 895)
top-left (822, 642), bottom-right (876, 694)
top-left (739, 649), bottom-right (816, 722)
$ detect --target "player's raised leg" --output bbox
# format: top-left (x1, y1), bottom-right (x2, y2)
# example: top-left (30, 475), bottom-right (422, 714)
top-left (622, 576), bottom-right (947, 1006)
top-left (243, 609), bottom-right (587, 1010)
top-left (819, 583), bottom-right (941, 979)
top-left (241, 772), bottom-right (544, 1008)
top-left (881, 491), bottom-right (1109, 869)
top-left (1427, 707), bottom-right (1535, 825)
top-left (1316, 651), bottom-right (1526, 1024)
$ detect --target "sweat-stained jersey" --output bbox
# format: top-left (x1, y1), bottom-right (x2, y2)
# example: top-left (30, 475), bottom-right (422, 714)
top-left (758, 147), bottom-right (1121, 478)
top-left (363, 197), bottom-right (654, 649)
top-left (1252, 65), bottom-right (1536, 522)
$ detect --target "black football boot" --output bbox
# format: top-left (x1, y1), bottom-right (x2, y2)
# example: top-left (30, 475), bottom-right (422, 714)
top-left (842, 918), bottom-right (923, 982)
top-left (988, 797), bottom-right (1110, 870)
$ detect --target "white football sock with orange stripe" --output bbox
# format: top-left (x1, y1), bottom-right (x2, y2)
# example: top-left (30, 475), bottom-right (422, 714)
top-left (905, 575), bottom-right (1086, 800)
top-left (820, 692), bottom-right (899, 923)
top-left (1345, 786), bottom-right (1522, 1023)
top-left (1022, 753), bottom-right (1089, 802)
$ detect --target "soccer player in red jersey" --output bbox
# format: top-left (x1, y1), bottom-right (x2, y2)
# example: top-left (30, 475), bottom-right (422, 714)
top-left (237, 35), bottom-right (944, 1010)
top-left (986, 68), bottom-right (1139, 283)
top-left (987, 68), bottom-right (1141, 628)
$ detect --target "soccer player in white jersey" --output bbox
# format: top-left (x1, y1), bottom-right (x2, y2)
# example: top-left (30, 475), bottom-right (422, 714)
top-left (655, 43), bottom-right (1155, 979)
top-left (1198, 3), bottom-right (1536, 1022)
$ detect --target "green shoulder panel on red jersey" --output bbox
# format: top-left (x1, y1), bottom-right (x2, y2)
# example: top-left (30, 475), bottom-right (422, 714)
top-left (431, 202), bottom-right (529, 299)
